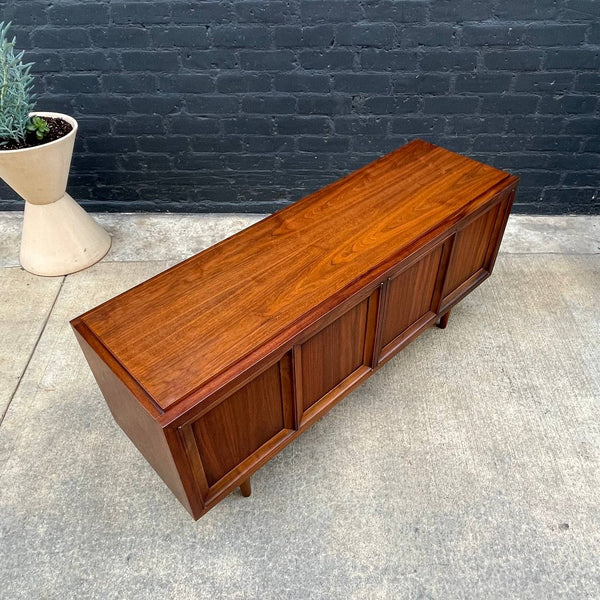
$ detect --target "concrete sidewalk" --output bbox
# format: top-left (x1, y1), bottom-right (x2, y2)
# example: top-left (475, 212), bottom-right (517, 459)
top-left (0, 213), bottom-right (599, 599)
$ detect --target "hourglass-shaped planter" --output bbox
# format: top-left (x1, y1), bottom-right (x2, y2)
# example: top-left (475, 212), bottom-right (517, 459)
top-left (0, 112), bottom-right (111, 276)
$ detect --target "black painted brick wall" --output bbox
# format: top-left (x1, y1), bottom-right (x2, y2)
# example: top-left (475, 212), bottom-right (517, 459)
top-left (1, 0), bottom-right (599, 214)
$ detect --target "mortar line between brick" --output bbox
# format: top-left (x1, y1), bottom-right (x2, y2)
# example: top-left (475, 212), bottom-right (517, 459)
top-left (0, 275), bottom-right (66, 427)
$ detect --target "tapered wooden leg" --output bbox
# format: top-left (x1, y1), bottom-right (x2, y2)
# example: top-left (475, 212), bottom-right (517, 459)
top-left (437, 310), bottom-right (451, 329)
top-left (240, 478), bottom-right (251, 497)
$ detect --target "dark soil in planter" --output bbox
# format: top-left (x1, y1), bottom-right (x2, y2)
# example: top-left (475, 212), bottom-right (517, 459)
top-left (0, 117), bottom-right (73, 151)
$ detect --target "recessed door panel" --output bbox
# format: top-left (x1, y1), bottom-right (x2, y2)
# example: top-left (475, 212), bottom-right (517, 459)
top-left (301, 298), bottom-right (369, 411)
top-left (381, 246), bottom-right (443, 348)
top-left (442, 204), bottom-right (500, 298)
top-left (191, 360), bottom-right (291, 487)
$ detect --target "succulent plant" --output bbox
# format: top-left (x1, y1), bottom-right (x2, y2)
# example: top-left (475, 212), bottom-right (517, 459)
top-left (26, 114), bottom-right (49, 140)
top-left (0, 21), bottom-right (39, 145)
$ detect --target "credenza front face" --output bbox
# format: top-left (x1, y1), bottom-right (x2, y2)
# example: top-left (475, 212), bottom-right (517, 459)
top-left (181, 354), bottom-right (296, 504)
top-left (174, 189), bottom-right (515, 514)
top-left (441, 200), bottom-right (505, 308)
top-left (378, 244), bottom-right (446, 363)
top-left (297, 290), bottom-right (378, 426)
top-left (192, 361), bottom-right (292, 487)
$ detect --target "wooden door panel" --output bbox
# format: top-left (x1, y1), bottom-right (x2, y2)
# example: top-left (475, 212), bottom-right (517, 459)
top-left (381, 246), bottom-right (443, 348)
top-left (301, 298), bottom-right (369, 411)
top-left (442, 204), bottom-right (500, 297)
top-left (191, 361), bottom-right (291, 487)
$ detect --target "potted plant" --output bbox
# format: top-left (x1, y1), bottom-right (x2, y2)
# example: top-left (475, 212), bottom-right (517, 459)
top-left (0, 22), bottom-right (110, 276)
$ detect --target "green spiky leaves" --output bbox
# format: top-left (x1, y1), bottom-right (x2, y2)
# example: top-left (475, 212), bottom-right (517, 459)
top-left (0, 21), bottom-right (37, 146)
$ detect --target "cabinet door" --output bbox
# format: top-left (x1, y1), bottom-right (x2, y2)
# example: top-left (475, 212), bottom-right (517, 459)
top-left (378, 244), bottom-right (445, 363)
top-left (296, 290), bottom-right (379, 427)
top-left (440, 202), bottom-right (502, 308)
top-left (183, 355), bottom-right (295, 502)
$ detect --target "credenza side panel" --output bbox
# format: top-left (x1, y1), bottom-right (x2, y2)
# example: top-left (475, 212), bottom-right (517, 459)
top-left (73, 330), bottom-right (198, 517)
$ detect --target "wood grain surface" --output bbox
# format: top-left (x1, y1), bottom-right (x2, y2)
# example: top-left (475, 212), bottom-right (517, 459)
top-left (192, 361), bottom-right (288, 487)
top-left (76, 140), bottom-right (514, 412)
top-left (300, 298), bottom-right (369, 411)
top-left (381, 246), bottom-right (443, 348)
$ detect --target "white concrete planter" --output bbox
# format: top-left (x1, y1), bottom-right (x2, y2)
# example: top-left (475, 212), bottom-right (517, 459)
top-left (0, 111), bottom-right (110, 276)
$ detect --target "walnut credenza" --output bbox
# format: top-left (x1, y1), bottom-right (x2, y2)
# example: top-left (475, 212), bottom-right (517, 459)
top-left (72, 140), bottom-right (518, 520)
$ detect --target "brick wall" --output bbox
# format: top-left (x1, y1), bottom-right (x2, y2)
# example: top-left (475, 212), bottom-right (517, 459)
top-left (1, 0), bottom-right (598, 214)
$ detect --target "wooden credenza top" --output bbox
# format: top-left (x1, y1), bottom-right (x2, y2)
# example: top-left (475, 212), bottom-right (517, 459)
top-left (77, 140), bottom-right (515, 414)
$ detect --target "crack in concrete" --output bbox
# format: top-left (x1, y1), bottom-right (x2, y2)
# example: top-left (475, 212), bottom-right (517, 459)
top-left (0, 275), bottom-right (66, 427)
